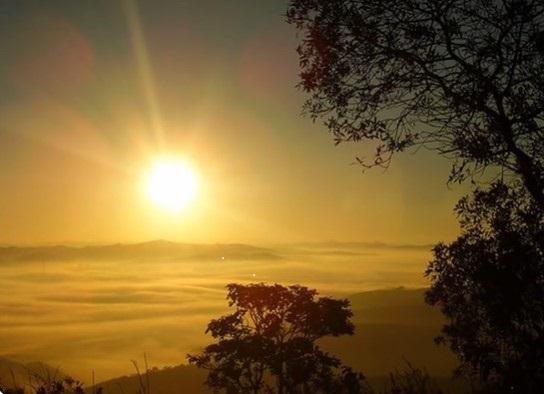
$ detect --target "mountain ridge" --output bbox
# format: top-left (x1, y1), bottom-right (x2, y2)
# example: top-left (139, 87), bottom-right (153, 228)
top-left (0, 240), bottom-right (281, 262)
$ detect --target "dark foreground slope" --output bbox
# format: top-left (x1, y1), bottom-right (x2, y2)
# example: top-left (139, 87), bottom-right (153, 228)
top-left (322, 287), bottom-right (457, 377)
top-left (88, 288), bottom-right (462, 393)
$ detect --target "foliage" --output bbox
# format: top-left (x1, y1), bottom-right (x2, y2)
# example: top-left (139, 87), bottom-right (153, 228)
top-left (0, 387), bottom-right (24, 394)
top-left (188, 283), bottom-right (367, 393)
top-left (34, 378), bottom-right (85, 394)
top-left (425, 182), bottom-right (544, 392)
top-left (287, 0), bottom-right (544, 206)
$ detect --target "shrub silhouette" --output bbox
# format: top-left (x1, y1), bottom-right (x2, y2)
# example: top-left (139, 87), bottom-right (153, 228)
top-left (0, 364), bottom-right (100, 394)
top-left (188, 283), bottom-right (367, 393)
top-left (386, 363), bottom-right (443, 394)
top-left (35, 378), bottom-right (84, 394)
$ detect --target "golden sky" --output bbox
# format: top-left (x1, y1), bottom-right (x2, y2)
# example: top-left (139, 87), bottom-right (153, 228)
top-left (0, 0), bottom-right (467, 245)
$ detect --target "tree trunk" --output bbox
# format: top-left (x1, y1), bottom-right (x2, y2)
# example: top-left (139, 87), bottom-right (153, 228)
top-left (500, 120), bottom-right (544, 208)
top-left (277, 361), bottom-right (285, 394)
top-left (510, 143), bottom-right (544, 209)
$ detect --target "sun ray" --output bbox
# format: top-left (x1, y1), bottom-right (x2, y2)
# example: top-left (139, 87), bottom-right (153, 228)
top-left (123, 0), bottom-right (165, 147)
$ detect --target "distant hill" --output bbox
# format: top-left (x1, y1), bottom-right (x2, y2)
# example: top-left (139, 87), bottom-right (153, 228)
top-left (87, 364), bottom-right (209, 394)
top-left (0, 240), bottom-right (281, 263)
top-left (0, 239), bottom-right (433, 264)
top-left (290, 241), bottom-right (434, 251)
top-left (82, 287), bottom-right (462, 393)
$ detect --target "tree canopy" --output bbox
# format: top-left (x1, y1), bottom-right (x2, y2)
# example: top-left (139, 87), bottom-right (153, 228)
top-left (287, 2), bottom-right (544, 390)
top-left (425, 182), bottom-right (544, 392)
top-left (187, 283), bottom-right (366, 394)
top-left (287, 0), bottom-right (544, 206)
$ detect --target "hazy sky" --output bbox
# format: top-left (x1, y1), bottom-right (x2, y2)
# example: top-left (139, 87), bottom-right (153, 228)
top-left (0, 0), bottom-right (467, 245)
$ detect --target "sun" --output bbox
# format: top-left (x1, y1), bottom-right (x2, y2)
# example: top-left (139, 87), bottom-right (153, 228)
top-left (144, 158), bottom-right (198, 213)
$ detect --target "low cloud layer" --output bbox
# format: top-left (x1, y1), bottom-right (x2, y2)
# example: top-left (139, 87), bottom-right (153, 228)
top-left (0, 243), bottom-right (431, 382)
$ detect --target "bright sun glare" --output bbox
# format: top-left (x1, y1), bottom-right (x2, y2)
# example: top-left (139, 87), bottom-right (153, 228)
top-left (144, 159), bottom-right (198, 213)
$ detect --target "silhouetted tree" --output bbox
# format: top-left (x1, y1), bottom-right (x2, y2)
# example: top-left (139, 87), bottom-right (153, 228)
top-left (425, 182), bottom-right (544, 392)
top-left (287, 0), bottom-right (544, 207)
top-left (188, 283), bottom-right (367, 394)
